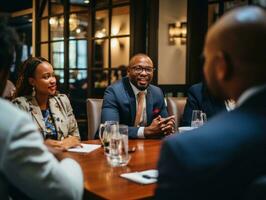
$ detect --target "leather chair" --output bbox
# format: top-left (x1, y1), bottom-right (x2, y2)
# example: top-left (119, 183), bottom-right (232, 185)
top-left (166, 97), bottom-right (187, 129)
top-left (86, 98), bottom-right (103, 139)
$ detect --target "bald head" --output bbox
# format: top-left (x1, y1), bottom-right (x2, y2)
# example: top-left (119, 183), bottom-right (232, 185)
top-left (206, 6), bottom-right (266, 82)
top-left (204, 6), bottom-right (266, 100)
top-left (129, 54), bottom-right (153, 68)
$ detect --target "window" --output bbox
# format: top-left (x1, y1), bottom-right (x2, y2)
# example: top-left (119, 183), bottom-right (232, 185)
top-left (90, 0), bottom-right (130, 95)
top-left (36, 0), bottom-right (131, 120)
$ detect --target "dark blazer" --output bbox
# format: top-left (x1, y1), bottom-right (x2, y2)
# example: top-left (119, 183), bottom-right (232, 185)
top-left (100, 77), bottom-right (168, 138)
top-left (181, 82), bottom-right (226, 126)
top-left (155, 88), bottom-right (266, 200)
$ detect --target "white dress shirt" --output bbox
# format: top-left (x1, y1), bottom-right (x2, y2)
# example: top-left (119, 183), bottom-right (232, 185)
top-left (224, 99), bottom-right (236, 111)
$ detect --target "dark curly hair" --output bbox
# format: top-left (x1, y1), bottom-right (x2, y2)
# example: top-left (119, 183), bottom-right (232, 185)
top-left (0, 16), bottom-right (19, 94)
top-left (0, 16), bottom-right (19, 71)
top-left (15, 56), bottom-right (50, 97)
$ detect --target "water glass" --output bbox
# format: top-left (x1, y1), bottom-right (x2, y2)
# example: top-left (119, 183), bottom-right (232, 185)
top-left (99, 121), bottom-right (119, 155)
top-left (107, 124), bottom-right (131, 167)
top-left (191, 110), bottom-right (207, 128)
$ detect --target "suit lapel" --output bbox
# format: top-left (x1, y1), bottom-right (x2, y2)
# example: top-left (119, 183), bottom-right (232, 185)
top-left (30, 97), bottom-right (46, 132)
top-left (123, 77), bottom-right (137, 125)
top-left (146, 87), bottom-right (153, 124)
top-left (49, 97), bottom-right (67, 139)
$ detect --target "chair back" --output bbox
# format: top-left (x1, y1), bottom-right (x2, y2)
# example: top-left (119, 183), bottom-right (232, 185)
top-left (86, 98), bottom-right (103, 139)
top-left (166, 97), bottom-right (187, 129)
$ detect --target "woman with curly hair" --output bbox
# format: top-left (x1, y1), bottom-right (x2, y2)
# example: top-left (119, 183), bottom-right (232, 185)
top-left (13, 56), bottom-right (81, 150)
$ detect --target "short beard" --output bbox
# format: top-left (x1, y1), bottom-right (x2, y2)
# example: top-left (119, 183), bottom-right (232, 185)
top-left (136, 84), bottom-right (148, 91)
top-left (130, 79), bottom-right (148, 91)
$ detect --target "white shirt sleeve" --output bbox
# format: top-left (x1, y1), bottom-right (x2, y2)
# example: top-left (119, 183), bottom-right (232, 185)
top-left (137, 127), bottom-right (145, 138)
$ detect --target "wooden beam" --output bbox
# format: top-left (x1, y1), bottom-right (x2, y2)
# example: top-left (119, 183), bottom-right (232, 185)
top-left (11, 8), bottom-right (33, 18)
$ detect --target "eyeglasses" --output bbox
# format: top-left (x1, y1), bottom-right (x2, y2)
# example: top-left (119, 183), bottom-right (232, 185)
top-left (130, 65), bottom-right (155, 74)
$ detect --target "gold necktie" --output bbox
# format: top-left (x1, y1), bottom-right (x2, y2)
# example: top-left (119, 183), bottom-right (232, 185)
top-left (134, 91), bottom-right (145, 126)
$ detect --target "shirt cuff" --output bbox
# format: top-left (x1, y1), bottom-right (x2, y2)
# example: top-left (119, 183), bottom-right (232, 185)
top-left (137, 127), bottom-right (145, 138)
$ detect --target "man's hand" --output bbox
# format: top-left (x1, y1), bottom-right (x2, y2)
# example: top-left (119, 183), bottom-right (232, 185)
top-left (144, 116), bottom-right (164, 138)
top-left (159, 115), bottom-right (175, 136)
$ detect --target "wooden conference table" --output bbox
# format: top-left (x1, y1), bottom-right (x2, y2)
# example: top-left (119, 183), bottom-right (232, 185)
top-left (64, 139), bottom-right (162, 199)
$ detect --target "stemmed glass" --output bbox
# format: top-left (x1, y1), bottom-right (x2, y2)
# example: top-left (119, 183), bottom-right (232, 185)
top-left (191, 110), bottom-right (207, 128)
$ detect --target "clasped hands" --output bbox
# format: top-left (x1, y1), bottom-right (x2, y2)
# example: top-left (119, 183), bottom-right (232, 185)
top-left (144, 115), bottom-right (175, 138)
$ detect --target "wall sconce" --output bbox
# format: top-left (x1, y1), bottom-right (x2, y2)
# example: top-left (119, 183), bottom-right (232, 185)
top-left (168, 21), bottom-right (187, 45)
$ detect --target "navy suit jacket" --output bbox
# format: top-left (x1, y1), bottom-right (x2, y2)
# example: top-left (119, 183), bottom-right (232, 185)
top-left (156, 88), bottom-right (266, 200)
top-left (182, 82), bottom-right (227, 126)
top-left (100, 77), bottom-right (168, 138)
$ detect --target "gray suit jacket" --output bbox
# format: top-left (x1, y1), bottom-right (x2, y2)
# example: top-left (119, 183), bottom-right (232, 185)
top-left (0, 98), bottom-right (83, 200)
top-left (13, 94), bottom-right (80, 140)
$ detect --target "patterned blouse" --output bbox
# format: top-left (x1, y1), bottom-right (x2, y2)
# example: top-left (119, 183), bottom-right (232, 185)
top-left (41, 108), bottom-right (58, 140)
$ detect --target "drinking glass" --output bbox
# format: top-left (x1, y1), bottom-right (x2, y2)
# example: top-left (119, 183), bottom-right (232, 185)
top-left (191, 110), bottom-right (207, 128)
top-left (107, 124), bottom-right (131, 167)
top-left (99, 121), bottom-right (119, 155)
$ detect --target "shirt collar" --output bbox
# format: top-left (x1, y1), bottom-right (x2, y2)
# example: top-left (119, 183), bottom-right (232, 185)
top-left (129, 81), bottom-right (147, 96)
top-left (236, 84), bottom-right (266, 107)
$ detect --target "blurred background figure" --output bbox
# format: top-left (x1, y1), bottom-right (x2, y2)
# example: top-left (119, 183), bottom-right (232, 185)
top-left (181, 81), bottom-right (234, 126)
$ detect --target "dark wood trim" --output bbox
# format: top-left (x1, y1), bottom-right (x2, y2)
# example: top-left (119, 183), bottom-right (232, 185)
top-left (108, 0), bottom-right (112, 86)
top-left (186, 0), bottom-right (208, 85)
top-left (63, 0), bottom-right (70, 92)
top-left (37, 0), bottom-right (47, 18)
top-left (48, 0), bottom-right (51, 61)
top-left (87, 2), bottom-right (93, 97)
top-left (218, 0), bottom-right (224, 16)
top-left (147, 0), bottom-right (159, 85)
top-left (35, 0), bottom-right (41, 56)
top-left (131, 0), bottom-right (147, 55)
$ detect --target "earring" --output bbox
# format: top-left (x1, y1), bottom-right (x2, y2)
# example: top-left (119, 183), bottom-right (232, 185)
top-left (32, 86), bottom-right (36, 96)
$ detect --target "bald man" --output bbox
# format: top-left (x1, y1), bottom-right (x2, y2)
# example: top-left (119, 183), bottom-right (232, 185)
top-left (101, 53), bottom-right (175, 139)
top-left (156, 6), bottom-right (266, 200)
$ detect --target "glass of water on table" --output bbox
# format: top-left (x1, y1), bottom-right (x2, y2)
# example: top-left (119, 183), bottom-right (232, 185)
top-left (99, 121), bottom-right (119, 155)
top-left (107, 124), bottom-right (131, 167)
top-left (191, 110), bottom-right (207, 128)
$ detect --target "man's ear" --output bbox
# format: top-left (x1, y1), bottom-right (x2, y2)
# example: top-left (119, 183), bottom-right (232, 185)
top-left (215, 51), bottom-right (233, 82)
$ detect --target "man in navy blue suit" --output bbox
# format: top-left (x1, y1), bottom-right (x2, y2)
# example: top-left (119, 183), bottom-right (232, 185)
top-left (101, 54), bottom-right (175, 138)
top-left (156, 6), bottom-right (266, 200)
top-left (181, 82), bottom-right (227, 126)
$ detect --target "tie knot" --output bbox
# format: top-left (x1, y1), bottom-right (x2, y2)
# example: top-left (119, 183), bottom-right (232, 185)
top-left (138, 91), bottom-right (145, 98)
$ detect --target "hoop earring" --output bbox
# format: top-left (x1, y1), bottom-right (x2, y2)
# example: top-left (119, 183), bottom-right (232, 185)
top-left (32, 86), bottom-right (36, 96)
